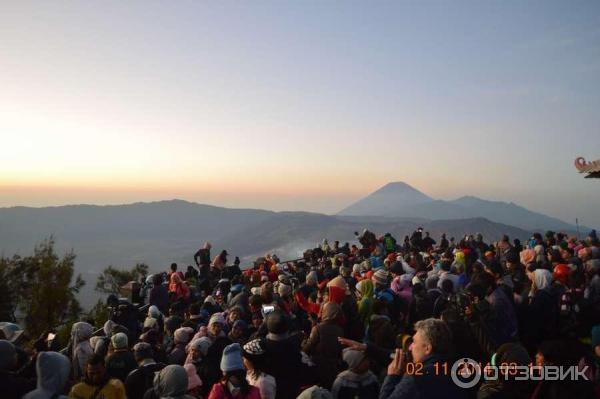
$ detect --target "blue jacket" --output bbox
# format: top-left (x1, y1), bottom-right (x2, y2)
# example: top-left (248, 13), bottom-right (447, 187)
top-left (379, 354), bottom-right (468, 399)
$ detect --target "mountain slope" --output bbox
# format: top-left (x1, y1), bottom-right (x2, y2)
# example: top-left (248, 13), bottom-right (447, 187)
top-left (338, 182), bottom-right (433, 216)
top-left (338, 182), bottom-right (577, 231)
top-left (449, 196), bottom-right (576, 231)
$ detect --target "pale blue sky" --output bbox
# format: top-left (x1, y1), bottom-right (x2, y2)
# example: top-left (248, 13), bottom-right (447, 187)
top-left (1, 1), bottom-right (599, 227)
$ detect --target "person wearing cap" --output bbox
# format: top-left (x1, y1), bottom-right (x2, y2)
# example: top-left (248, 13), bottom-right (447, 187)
top-left (168, 327), bottom-right (195, 366)
top-left (200, 313), bottom-right (233, 393)
top-left (69, 353), bottom-right (126, 399)
top-left (208, 343), bottom-right (260, 399)
top-left (106, 332), bottom-right (137, 382)
top-left (330, 348), bottom-right (379, 399)
top-left (125, 342), bottom-right (166, 399)
top-left (372, 269), bottom-right (393, 303)
top-left (0, 339), bottom-right (36, 399)
top-left (242, 338), bottom-right (276, 399)
top-left (185, 337), bottom-right (212, 397)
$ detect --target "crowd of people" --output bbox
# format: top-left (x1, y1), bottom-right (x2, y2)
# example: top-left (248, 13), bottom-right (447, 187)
top-left (2, 227), bottom-right (600, 399)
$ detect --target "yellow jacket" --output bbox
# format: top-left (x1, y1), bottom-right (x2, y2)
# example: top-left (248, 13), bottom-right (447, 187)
top-left (69, 379), bottom-right (126, 399)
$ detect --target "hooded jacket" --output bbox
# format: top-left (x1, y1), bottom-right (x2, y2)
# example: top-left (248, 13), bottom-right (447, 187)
top-left (152, 365), bottom-right (195, 399)
top-left (23, 352), bottom-right (70, 399)
top-left (71, 322), bottom-right (94, 380)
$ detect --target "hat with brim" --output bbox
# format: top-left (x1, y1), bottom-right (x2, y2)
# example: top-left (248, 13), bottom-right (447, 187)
top-left (0, 323), bottom-right (24, 343)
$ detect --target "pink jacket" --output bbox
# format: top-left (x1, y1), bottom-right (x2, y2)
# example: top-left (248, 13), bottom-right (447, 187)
top-left (208, 382), bottom-right (261, 399)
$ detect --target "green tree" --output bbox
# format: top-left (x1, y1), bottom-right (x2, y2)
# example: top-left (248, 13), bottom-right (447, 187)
top-left (95, 263), bottom-right (149, 295)
top-left (0, 237), bottom-right (85, 337)
top-left (86, 299), bottom-right (110, 329)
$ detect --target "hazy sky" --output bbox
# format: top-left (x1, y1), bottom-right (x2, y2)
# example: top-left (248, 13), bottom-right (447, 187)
top-left (1, 1), bottom-right (599, 227)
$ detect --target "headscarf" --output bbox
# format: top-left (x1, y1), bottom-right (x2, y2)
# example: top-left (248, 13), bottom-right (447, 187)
top-left (174, 327), bottom-right (194, 345)
top-left (70, 322), bottom-right (94, 380)
top-left (321, 301), bottom-right (342, 323)
top-left (390, 275), bottom-right (409, 295)
top-left (356, 279), bottom-right (374, 299)
top-left (71, 322), bottom-right (93, 348)
top-left (533, 268), bottom-right (553, 291)
top-left (153, 365), bottom-right (189, 399)
top-left (204, 295), bottom-right (216, 306)
top-left (103, 320), bottom-right (117, 337)
top-left (189, 337), bottom-right (212, 357)
top-left (23, 351), bottom-right (70, 399)
top-left (278, 283), bottom-right (292, 298)
top-left (306, 271), bottom-right (318, 286)
top-left (208, 313), bottom-right (226, 328)
top-left (355, 278), bottom-right (374, 326)
top-left (111, 332), bottom-right (128, 350)
top-left (144, 316), bottom-right (159, 330)
top-left (520, 249), bottom-right (536, 265)
top-left (148, 305), bottom-right (162, 319)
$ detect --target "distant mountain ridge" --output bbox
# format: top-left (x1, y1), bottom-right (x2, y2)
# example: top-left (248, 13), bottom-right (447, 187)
top-left (338, 182), bottom-right (578, 232)
top-left (0, 198), bottom-right (533, 309)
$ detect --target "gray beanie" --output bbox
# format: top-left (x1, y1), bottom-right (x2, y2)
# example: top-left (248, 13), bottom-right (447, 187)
top-left (342, 347), bottom-right (366, 370)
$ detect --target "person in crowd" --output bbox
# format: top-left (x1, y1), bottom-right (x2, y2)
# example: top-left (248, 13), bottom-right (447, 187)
top-left (169, 273), bottom-right (191, 303)
top-left (8, 228), bottom-right (600, 399)
top-left (228, 320), bottom-right (248, 345)
top-left (331, 348), bottom-right (379, 399)
top-left (186, 337), bottom-right (213, 397)
top-left (184, 363), bottom-right (202, 398)
top-left (212, 250), bottom-right (229, 275)
top-left (149, 274), bottom-right (170, 315)
top-left (168, 327), bottom-right (195, 366)
top-left (303, 301), bottom-right (344, 389)
top-left (476, 342), bottom-right (534, 399)
top-left (208, 343), bottom-right (261, 399)
top-left (355, 279), bottom-right (374, 327)
top-left (70, 321), bottom-right (94, 382)
top-left (242, 338), bottom-right (276, 399)
top-left (69, 353), bottom-right (126, 399)
top-left (379, 318), bottom-right (467, 398)
top-left (145, 364), bottom-right (196, 399)
top-left (1, 339), bottom-right (36, 399)
top-left (522, 268), bottom-right (560, 352)
top-left (23, 351), bottom-right (71, 399)
top-left (106, 332), bottom-right (137, 382)
top-left (125, 342), bottom-right (166, 399)
top-left (167, 263), bottom-right (185, 284)
top-left (263, 310), bottom-right (307, 399)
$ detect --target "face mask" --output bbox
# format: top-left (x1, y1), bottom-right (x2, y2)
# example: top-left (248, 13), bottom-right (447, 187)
top-left (227, 381), bottom-right (241, 396)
